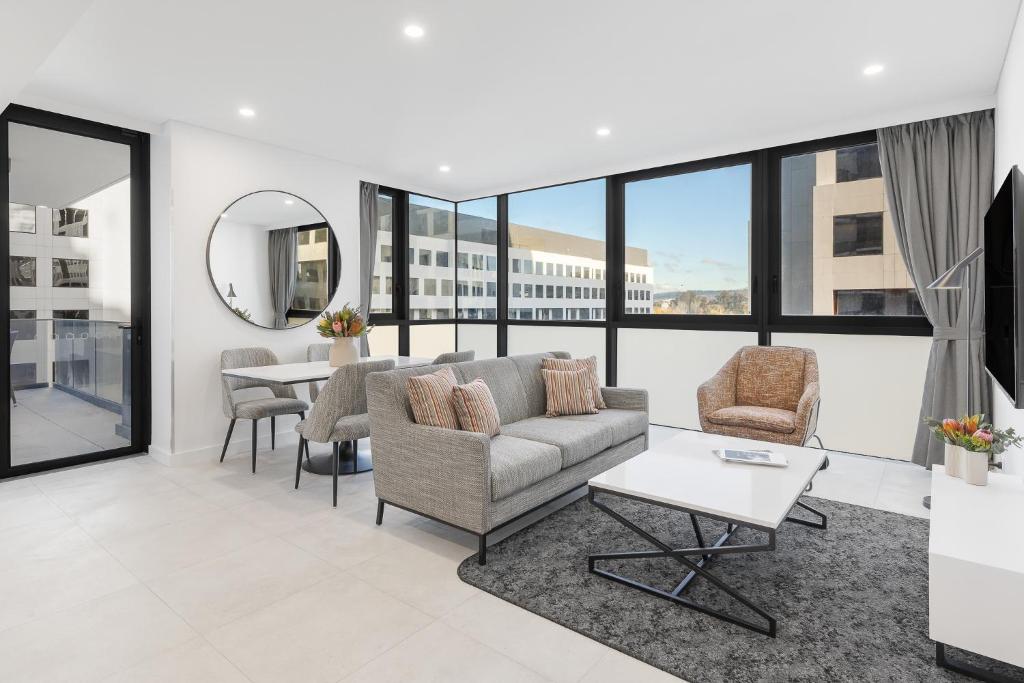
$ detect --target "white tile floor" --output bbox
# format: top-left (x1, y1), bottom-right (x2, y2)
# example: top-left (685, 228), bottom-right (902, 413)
top-left (0, 426), bottom-right (931, 683)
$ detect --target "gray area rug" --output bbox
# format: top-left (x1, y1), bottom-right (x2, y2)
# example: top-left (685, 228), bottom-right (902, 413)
top-left (458, 495), bottom-right (1023, 682)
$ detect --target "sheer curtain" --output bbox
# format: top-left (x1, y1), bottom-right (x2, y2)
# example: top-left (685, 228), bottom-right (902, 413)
top-left (877, 110), bottom-right (994, 468)
top-left (359, 181), bottom-right (379, 356)
top-left (268, 227), bottom-right (297, 329)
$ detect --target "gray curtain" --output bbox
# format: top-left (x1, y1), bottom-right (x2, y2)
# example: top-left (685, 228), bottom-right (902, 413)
top-left (877, 110), bottom-right (994, 468)
top-left (268, 227), bottom-right (297, 329)
top-left (359, 181), bottom-right (379, 356)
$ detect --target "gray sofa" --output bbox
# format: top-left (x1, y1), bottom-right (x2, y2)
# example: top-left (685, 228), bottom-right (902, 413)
top-left (366, 352), bottom-right (649, 564)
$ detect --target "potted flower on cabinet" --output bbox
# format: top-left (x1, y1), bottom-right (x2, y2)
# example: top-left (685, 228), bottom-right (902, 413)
top-left (924, 414), bottom-right (1023, 485)
top-left (316, 304), bottom-right (372, 367)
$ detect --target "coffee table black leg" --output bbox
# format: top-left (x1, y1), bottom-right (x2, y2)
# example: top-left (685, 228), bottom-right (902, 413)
top-left (588, 490), bottom-right (779, 637)
top-left (936, 642), bottom-right (1019, 683)
top-left (785, 500), bottom-right (827, 529)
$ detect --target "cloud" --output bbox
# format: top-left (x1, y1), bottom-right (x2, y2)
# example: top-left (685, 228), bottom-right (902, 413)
top-left (700, 257), bottom-right (739, 269)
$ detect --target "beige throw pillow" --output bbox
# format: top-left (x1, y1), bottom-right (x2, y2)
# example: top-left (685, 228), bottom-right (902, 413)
top-left (542, 368), bottom-right (599, 417)
top-left (407, 367), bottom-right (459, 429)
top-left (542, 356), bottom-right (606, 409)
top-left (452, 378), bottom-right (502, 437)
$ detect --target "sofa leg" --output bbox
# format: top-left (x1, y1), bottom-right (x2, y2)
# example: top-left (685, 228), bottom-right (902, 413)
top-left (375, 500), bottom-right (384, 525)
top-left (478, 534), bottom-right (487, 566)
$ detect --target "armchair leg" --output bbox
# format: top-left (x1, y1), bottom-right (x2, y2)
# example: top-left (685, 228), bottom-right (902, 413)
top-left (219, 419), bottom-right (236, 463)
top-left (294, 437), bottom-right (304, 490)
top-left (376, 500), bottom-right (384, 525)
top-left (478, 533), bottom-right (487, 566)
top-left (251, 419), bottom-right (258, 474)
top-left (271, 416), bottom-right (275, 450)
top-left (332, 442), bottom-right (339, 507)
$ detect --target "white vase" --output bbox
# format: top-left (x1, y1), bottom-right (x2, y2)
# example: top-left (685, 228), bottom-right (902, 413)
top-left (329, 337), bottom-right (359, 367)
top-left (944, 443), bottom-right (963, 478)
top-left (963, 450), bottom-right (989, 486)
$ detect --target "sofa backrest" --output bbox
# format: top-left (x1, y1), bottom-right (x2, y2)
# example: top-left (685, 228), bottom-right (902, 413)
top-left (734, 345), bottom-right (811, 412)
top-left (365, 352), bottom-right (570, 427)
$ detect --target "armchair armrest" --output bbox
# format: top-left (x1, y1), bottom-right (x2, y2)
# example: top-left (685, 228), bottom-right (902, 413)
top-left (794, 381), bottom-right (820, 442)
top-left (697, 360), bottom-right (738, 421)
top-left (601, 387), bottom-right (648, 413)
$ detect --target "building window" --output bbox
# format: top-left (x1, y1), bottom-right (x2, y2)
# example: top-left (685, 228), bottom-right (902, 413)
top-left (833, 213), bottom-right (883, 257)
top-left (9, 256), bottom-right (36, 287)
top-left (52, 258), bottom-right (89, 288)
top-left (835, 142), bottom-right (882, 183)
top-left (436, 251), bottom-right (449, 268)
top-left (457, 252), bottom-right (469, 268)
top-left (457, 197), bottom-right (498, 319)
top-left (53, 309), bottom-right (89, 319)
top-left (780, 140), bottom-right (921, 317)
top-left (10, 310), bottom-right (36, 341)
top-left (508, 179), bottom-right (606, 322)
top-left (371, 192), bottom-right (394, 315)
top-left (624, 163), bottom-right (751, 315)
top-left (834, 289), bottom-right (925, 316)
top-left (52, 207), bottom-right (89, 237)
top-left (372, 278), bottom-right (380, 295)
top-left (409, 194), bottom-right (454, 319)
top-left (441, 279), bottom-right (453, 296)
top-left (424, 278), bottom-right (437, 296)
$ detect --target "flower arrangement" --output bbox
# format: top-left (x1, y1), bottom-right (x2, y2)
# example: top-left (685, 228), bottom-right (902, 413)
top-left (316, 304), bottom-right (372, 339)
top-left (924, 414), bottom-right (1023, 458)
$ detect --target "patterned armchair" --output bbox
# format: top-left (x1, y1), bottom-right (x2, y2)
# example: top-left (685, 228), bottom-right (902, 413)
top-left (698, 346), bottom-right (823, 450)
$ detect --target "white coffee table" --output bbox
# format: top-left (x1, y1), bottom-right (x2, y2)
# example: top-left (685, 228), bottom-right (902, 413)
top-left (588, 430), bottom-right (827, 637)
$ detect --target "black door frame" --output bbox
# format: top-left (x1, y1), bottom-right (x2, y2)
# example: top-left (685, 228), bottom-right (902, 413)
top-left (1, 104), bottom-right (151, 478)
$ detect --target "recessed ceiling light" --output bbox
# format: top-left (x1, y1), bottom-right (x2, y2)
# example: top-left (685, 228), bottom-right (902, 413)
top-left (439, 165), bottom-right (451, 173)
top-left (862, 64), bottom-right (885, 76)
top-left (596, 127), bottom-right (611, 137)
top-left (238, 107), bottom-right (256, 118)
top-left (284, 198), bottom-right (295, 205)
top-left (404, 24), bottom-right (425, 38)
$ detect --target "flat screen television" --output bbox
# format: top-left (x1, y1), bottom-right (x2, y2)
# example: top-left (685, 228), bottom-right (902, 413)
top-left (984, 165), bottom-right (1024, 407)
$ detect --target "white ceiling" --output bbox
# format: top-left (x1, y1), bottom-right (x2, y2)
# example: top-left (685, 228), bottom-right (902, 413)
top-left (15, 0), bottom-right (1022, 200)
top-left (9, 122), bottom-right (129, 207)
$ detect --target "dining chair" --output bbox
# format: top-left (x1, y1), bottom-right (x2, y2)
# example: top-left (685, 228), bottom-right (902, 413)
top-left (432, 350), bottom-right (474, 364)
top-left (220, 347), bottom-right (309, 473)
top-left (295, 358), bottom-right (395, 506)
top-left (306, 342), bottom-right (331, 402)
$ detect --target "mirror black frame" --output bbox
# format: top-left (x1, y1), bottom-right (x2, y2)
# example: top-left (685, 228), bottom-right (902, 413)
top-left (205, 190), bottom-right (340, 330)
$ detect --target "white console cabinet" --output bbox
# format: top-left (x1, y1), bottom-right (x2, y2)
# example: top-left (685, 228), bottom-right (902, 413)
top-left (930, 465), bottom-right (1024, 680)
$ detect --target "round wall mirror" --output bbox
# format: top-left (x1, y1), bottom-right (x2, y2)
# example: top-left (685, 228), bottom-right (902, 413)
top-left (207, 191), bottom-right (340, 329)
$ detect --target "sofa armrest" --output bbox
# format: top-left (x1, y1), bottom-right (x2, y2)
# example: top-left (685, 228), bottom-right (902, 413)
top-left (601, 387), bottom-right (648, 413)
top-left (697, 358), bottom-right (738, 429)
top-left (794, 381), bottom-right (820, 442)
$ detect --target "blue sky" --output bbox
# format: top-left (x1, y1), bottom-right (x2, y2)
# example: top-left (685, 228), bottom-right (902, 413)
top-left (420, 166), bottom-right (752, 291)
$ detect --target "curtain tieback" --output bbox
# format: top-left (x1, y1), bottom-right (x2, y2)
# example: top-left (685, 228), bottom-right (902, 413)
top-left (932, 327), bottom-right (985, 341)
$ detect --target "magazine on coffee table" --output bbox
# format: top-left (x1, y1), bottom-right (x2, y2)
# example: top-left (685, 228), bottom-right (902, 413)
top-left (713, 448), bottom-right (789, 467)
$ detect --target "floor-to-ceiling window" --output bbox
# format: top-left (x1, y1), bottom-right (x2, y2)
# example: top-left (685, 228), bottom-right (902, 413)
top-left (2, 106), bottom-right (150, 477)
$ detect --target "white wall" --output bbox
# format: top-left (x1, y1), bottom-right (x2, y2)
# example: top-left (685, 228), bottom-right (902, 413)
top-left (992, 1), bottom-right (1024, 471)
top-left (617, 328), bottom-right (758, 431)
top-left (150, 121), bottom-right (440, 463)
top-left (772, 333), bottom-right (932, 461)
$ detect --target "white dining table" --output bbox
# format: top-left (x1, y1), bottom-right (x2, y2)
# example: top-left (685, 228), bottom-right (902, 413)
top-left (220, 355), bottom-right (433, 385)
top-left (221, 355), bottom-right (432, 477)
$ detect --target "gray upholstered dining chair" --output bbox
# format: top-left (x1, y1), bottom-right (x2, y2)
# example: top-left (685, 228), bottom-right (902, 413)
top-left (220, 347), bottom-right (309, 473)
top-left (432, 350), bottom-right (474, 364)
top-left (294, 358), bottom-right (395, 506)
top-left (306, 342), bottom-right (331, 402)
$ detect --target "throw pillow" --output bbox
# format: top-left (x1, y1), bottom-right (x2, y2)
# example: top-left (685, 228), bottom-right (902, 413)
top-left (407, 366), bottom-right (459, 429)
top-left (452, 378), bottom-right (501, 437)
top-left (542, 356), bottom-right (606, 409)
top-left (542, 367), bottom-right (599, 417)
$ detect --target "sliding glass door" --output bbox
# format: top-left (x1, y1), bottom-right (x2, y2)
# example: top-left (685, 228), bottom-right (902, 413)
top-left (1, 106), bottom-right (149, 477)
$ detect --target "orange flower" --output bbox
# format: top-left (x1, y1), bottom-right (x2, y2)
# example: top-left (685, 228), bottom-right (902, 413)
top-left (349, 319), bottom-right (363, 336)
top-left (962, 414), bottom-right (981, 434)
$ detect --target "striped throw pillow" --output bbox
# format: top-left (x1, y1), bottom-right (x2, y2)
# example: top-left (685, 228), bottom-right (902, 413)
top-left (407, 367), bottom-right (459, 429)
top-left (542, 368), bottom-right (599, 417)
top-left (542, 356), bottom-right (606, 409)
top-left (452, 379), bottom-right (501, 437)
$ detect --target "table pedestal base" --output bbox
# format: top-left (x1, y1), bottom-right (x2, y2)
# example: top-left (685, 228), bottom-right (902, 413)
top-left (302, 442), bottom-right (372, 476)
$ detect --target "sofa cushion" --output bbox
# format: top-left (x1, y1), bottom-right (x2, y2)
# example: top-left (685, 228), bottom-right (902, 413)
top-left (557, 409), bottom-right (647, 445)
top-left (542, 368), bottom-right (598, 417)
top-left (452, 379), bottom-right (502, 437)
top-left (501, 416), bottom-right (616, 468)
top-left (407, 367), bottom-right (459, 429)
top-left (542, 356), bottom-right (606, 409)
top-left (454, 358), bottom-right (530, 425)
top-left (707, 405), bottom-right (797, 434)
top-left (508, 352), bottom-right (564, 418)
top-left (735, 346), bottom-right (807, 411)
top-left (489, 435), bottom-right (562, 501)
